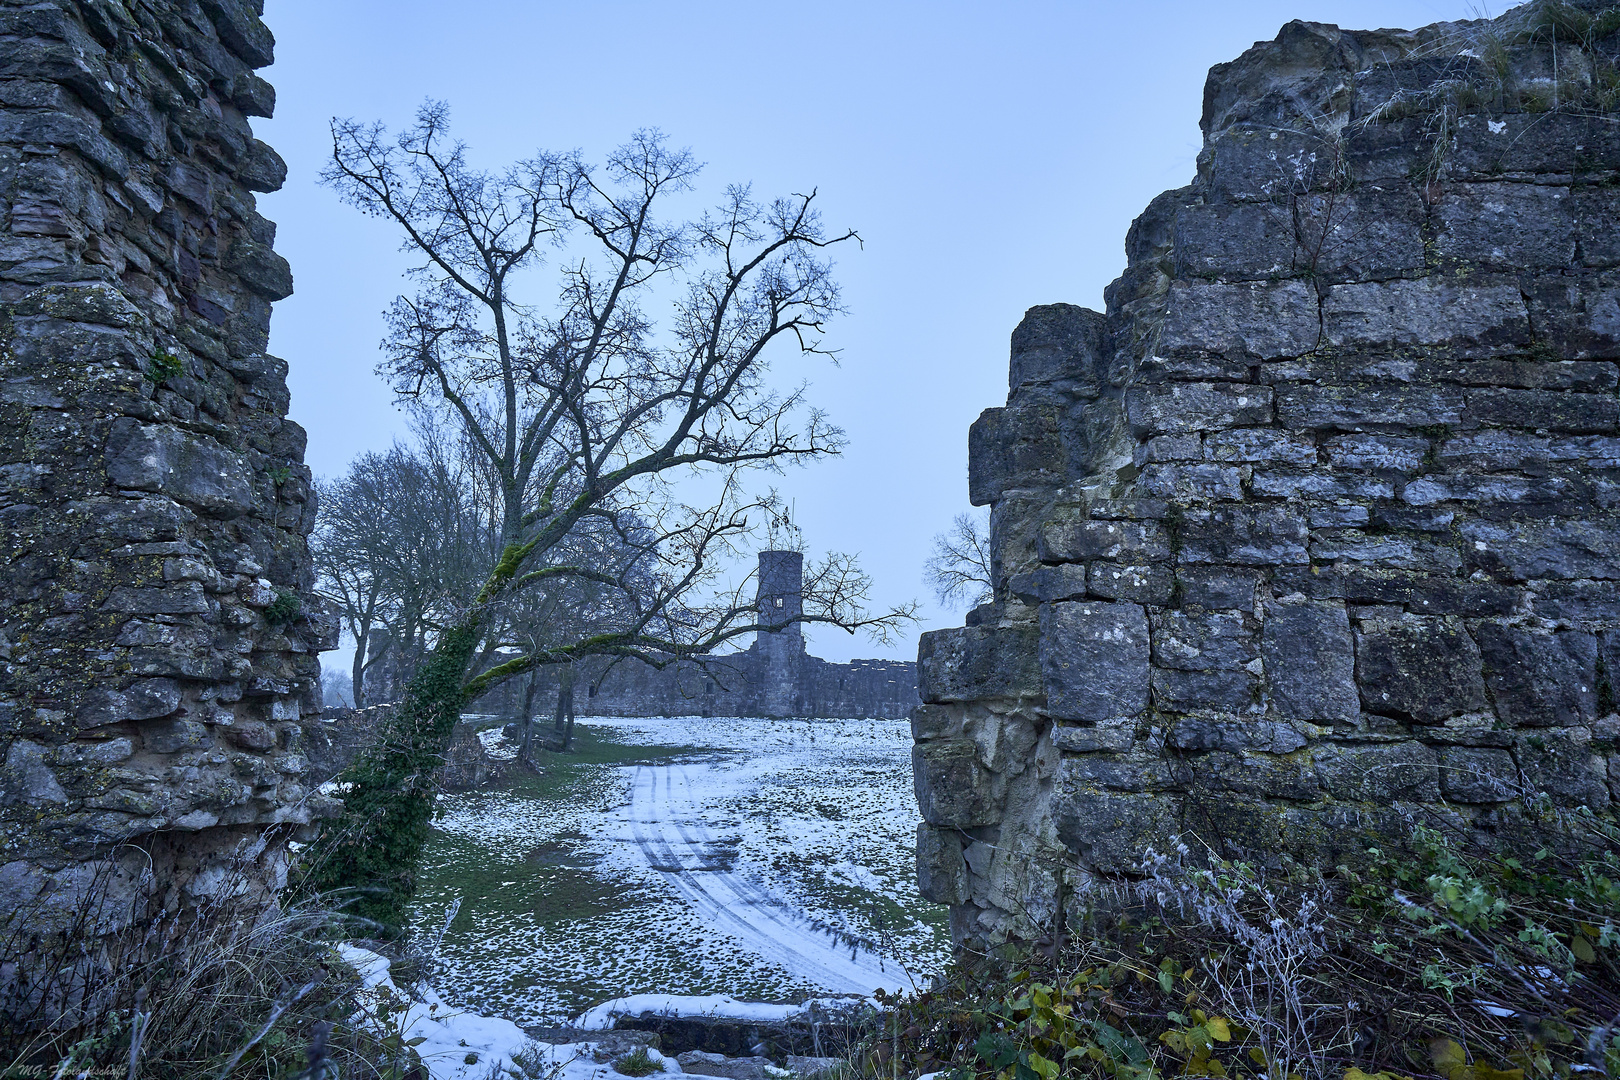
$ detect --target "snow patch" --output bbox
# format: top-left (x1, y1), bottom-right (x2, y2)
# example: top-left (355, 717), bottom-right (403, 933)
top-left (478, 724), bottom-right (520, 761)
top-left (341, 943), bottom-right (692, 1080)
top-left (340, 943), bottom-right (531, 1080)
top-left (573, 993), bottom-right (864, 1031)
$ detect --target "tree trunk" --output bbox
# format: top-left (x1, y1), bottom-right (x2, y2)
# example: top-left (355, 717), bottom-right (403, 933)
top-left (351, 626), bottom-right (368, 709)
top-left (300, 542), bottom-right (538, 932)
top-left (552, 665), bottom-right (575, 752)
top-left (299, 618), bottom-right (481, 934)
top-left (518, 668), bottom-right (540, 769)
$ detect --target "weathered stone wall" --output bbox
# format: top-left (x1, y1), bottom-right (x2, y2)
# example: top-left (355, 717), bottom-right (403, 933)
top-left (537, 651), bottom-right (919, 720)
top-left (304, 704), bottom-right (392, 788)
top-left (0, 0), bottom-right (333, 943)
top-left (914, 1), bottom-right (1620, 950)
top-left (475, 551), bottom-right (920, 720)
top-left (306, 706), bottom-right (501, 794)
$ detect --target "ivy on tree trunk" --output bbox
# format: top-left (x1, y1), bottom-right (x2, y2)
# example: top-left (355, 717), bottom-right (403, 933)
top-left (299, 620), bottom-right (478, 933)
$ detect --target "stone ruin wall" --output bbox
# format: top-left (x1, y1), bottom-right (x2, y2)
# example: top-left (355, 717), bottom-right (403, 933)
top-left (541, 653), bottom-right (920, 721)
top-left (0, 0), bottom-right (332, 943)
top-left (480, 622), bottom-right (920, 721)
top-left (913, 2), bottom-right (1620, 951)
top-left (473, 551), bottom-right (922, 721)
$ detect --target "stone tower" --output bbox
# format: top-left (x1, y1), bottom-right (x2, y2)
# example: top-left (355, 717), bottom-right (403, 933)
top-left (752, 550), bottom-right (805, 715)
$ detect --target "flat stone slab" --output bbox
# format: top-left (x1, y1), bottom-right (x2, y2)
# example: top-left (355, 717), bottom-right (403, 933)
top-left (679, 1051), bottom-right (772, 1079)
top-left (523, 1026), bottom-right (660, 1059)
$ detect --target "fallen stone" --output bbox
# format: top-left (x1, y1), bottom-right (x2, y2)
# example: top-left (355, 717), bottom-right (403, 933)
top-left (785, 1056), bottom-right (845, 1079)
top-left (613, 1004), bottom-right (862, 1060)
top-left (679, 1051), bottom-right (771, 1079)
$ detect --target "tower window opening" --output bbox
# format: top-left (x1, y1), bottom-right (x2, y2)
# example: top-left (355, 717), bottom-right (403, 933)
top-left (774, 597), bottom-right (783, 608)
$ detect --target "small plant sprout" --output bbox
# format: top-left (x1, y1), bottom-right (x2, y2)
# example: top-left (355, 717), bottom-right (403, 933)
top-left (263, 590), bottom-right (302, 626)
top-left (146, 348), bottom-right (185, 384)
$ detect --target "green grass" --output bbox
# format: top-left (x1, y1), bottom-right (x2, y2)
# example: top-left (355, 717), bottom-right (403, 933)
top-left (499, 723), bottom-right (706, 802)
top-left (407, 719), bottom-right (948, 1022)
top-left (411, 723), bottom-right (708, 933)
top-left (419, 831), bottom-right (626, 926)
top-left (613, 1047), bottom-right (666, 1076)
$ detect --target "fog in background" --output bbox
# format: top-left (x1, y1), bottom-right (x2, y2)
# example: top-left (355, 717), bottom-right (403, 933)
top-left (263, 0), bottom-right (1486, 665)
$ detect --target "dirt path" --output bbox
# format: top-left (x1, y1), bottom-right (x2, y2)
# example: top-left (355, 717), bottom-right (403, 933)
top-left (627, 761), bottom-right (907, 995)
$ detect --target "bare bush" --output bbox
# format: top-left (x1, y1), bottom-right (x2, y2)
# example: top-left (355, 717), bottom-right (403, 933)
top-left (859, 796), bottom-right (1620, 1080)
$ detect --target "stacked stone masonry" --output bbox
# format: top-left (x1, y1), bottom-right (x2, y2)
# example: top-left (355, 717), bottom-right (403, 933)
top-left (538, 651), bottom-right (920, 721)
top-left (914, 1), bottom-right (1620, 950)
top-left (0, 0), bottom-right (334, 940)
top-left (490, 553), bottom-right (921, 720)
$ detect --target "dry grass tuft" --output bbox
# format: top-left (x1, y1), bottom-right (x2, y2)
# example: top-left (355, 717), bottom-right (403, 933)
top-left (0, 830), bottom-right (424, 1079)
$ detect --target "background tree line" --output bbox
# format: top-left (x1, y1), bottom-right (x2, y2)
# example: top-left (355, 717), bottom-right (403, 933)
top-left (311, 418), bottom-right (655, 718)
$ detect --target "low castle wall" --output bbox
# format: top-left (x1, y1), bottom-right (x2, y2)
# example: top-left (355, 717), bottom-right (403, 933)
top-left (914, 2), bottom-right (1620, 949)
top-left (482, 651), bottom-right (919, 721)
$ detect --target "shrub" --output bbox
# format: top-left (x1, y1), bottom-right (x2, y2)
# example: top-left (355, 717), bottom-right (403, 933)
top-left (0, 837), bottom-right (417, 1078)
top-left (263, 589), bottom-right (302, 626)
top-left (854, 799), bottom-right (1620, 1080)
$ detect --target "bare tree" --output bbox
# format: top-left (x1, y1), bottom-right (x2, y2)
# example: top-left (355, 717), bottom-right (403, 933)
top-left (302, 105), bottom-right (911, 927)
top-left (924, 510), bottom-right (993, 609)
top-left (320, 667), bottom-right (354, 708)
top-left (496, 512), bottom-right (657, 763)
top-left (311, 425), bottom-right (497, 706)
top-left (311, 461), bottom-right (396, 709)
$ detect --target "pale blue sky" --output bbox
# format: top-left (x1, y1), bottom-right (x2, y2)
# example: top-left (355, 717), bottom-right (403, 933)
top-left (260, 0), bottom-right (1488, 663)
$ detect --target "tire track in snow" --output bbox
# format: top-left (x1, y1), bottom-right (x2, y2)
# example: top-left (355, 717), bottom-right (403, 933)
top-left (627, 763), bottom-right (905, 996)
top-left (661, 766), bottom-right (905, 982)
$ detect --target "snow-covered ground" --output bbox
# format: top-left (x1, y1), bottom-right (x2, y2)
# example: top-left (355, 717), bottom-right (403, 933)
top-left (407, 716), bottom-right (947, 1026)
top-left (340, 943), bottom-right (684, 1080)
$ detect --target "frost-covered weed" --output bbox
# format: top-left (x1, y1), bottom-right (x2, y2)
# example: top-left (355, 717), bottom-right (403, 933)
top-left (1095, 844), bottom-right (1351, 1080)
top-left (0, 836), bottom-right (418, 1079)
top-left (858, 797), bottom-right (1620, 1080)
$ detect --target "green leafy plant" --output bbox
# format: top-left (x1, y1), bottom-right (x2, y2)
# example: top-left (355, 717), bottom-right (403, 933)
top-left (268, 464), bottom-right (294, 486)
top-left (854, 802), bottom-right (1620, 1080)
top-left (295, 623), bottom-right (480, 931)
top-left (146, 349), bottom-right (185, 385)
top-left (859, 964), bottom-right (1231, 1080)
top-left (263, 590), bottom-right (302, 626)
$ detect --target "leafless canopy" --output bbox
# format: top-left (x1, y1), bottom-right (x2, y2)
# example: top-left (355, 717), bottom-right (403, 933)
top-left (923, 511), bottom-right (993, 610)
top-left (312, 423), bottom-right (497, 706)
top-left (322, 103), bottom-right (912, 693)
